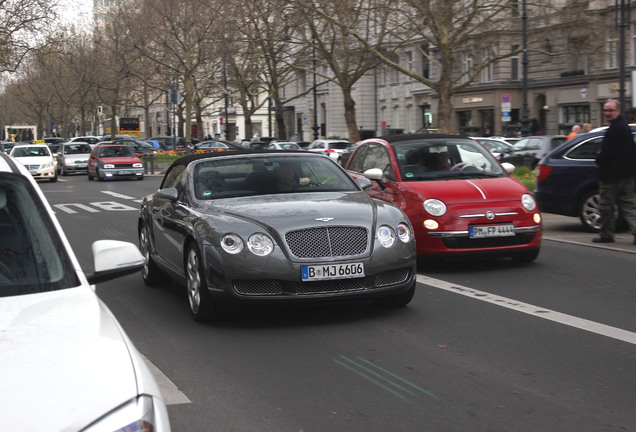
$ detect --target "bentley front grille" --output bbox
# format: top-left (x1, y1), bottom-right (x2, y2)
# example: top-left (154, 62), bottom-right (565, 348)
top-left (285, 226), bottom-right (368, 258)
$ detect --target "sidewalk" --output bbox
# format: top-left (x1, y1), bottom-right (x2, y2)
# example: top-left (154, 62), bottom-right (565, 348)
top-left (542, 213), bottom-right (636, 254)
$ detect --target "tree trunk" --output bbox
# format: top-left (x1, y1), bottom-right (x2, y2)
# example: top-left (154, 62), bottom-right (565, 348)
top-left (343, 91), bottom-right (359, 142)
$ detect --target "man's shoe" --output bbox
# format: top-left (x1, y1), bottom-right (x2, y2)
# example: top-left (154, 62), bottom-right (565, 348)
top-left (592, 236), bottom-right (615, 243)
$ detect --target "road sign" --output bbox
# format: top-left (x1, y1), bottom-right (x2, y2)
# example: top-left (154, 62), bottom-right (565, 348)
top-left (501, 94), bottom-right (511, 103)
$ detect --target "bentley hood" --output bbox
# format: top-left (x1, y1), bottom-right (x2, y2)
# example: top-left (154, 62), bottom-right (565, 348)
top-left (201, 191), bottom-right (393, 231)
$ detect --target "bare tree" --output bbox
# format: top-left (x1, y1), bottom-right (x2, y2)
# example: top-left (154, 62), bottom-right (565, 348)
top-left (337, 0), bottom-right (561, 133)
top-left (0, 0), bottom-right (57, 72)
top-left (241, 0), bottom-right (313, 140)
top-left (135, 0), bottom-right (226, 145)
top-left (291, 0), bottom-right (389, 142)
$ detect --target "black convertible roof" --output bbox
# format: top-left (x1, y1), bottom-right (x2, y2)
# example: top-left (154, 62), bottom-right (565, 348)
top-left (165, 149), bottom-right (316, 171)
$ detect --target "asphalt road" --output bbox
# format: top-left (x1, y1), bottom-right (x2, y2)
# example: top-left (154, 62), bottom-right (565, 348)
top-left (40, 175), bottom-right (636, 432)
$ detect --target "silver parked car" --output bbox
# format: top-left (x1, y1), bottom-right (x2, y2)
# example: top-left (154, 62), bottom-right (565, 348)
top-left (56, 142), bottom-right (93, 175)
top-left (138, 150), bottom-right (417, 322)
top-left (306, 139), bottom-right (352, 164)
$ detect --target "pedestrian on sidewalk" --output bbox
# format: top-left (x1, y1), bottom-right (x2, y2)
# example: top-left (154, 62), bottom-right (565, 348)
top-left (593, 99), bottom-right (636, 244)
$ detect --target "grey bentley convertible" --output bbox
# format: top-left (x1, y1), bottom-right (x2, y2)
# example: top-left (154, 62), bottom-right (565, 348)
top-left (138, 150), bottom-right (417, 322)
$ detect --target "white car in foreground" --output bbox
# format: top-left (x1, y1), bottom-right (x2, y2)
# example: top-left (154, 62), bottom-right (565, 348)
top-left (0, 153), bottom-right (170, 431)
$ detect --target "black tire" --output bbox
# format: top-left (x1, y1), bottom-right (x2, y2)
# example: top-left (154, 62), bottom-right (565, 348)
top-left (185, 243), bottom-right (219, 322)
top-left (139, 223), bottom-right (164, 286)
top-left (578, 190), bottom-right (601, 232)
top-left (373, 281), bottom-right (416, 307)
top-left (511, 248), bottom-right (540, 263)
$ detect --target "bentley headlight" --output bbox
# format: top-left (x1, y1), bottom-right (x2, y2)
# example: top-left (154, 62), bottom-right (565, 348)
top-left (521, 193), bottom-right (537, 211)
top-left (104, 163), bottom-right (115, 169)
top-left (133, 163), bottom-right (143, 168)
top-left (377, 225), bottom-right (396, 248)
top-left (247, 233), bottom-right (274, 256)
top-left (221, 233), bottom-right (244, 254)
top-left (83, 395), bottom-right (166, 432)
top-left (397, 223), bottom-right (411, 243)
top-left (423, 198), bottom-right (447, 216)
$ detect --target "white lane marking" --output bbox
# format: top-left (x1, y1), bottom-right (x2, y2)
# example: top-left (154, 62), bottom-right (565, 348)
top-left (101, 190), bottom-right (137, 200)
top-left (140, 353), bottom-right (191, 405)
top-left (417, 274), bottom-right (636, 345)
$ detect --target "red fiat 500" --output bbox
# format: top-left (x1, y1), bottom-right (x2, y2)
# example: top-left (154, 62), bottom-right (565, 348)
top-left (345, 134), bottom-right (542, 262)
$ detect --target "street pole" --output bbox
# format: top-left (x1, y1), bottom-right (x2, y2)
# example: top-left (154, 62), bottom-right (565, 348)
top-left (617, 0), bottom-right (629, 110)
top-left (312, 43), bottom-right (319, 141)
top-left (521, 0), bottom-right (529, 136)
top-left (223, 59), bottom-right (229, 141)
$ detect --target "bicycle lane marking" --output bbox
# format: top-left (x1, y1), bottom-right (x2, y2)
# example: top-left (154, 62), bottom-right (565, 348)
top-left (417, 274), bottom-right (636, 345)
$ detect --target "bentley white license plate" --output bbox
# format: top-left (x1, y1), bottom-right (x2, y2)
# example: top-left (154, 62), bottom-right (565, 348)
top-left (470, 224), bottom-right (515, 238)
top-left (301, 262), bottom-right (364, 281)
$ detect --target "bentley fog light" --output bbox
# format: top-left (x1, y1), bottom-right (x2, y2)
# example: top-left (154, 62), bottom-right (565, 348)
top-left (247, 233), bottom-right (274, 256)
top-left (377, 225), bottom-right (396, 248)
top-left (221, 233), bottom-right (244, 254)
top-left (521, 193), bottom-right (537, 211)
top-left (423, 199), bottom-right (447, 216)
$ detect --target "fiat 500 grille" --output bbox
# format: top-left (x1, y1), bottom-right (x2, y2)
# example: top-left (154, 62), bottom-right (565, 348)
top-left (285, 226), bottom-right (368, 258)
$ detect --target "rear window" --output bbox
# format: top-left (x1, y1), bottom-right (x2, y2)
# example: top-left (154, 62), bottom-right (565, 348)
top-left (328, 142), bottom-right (351, 150)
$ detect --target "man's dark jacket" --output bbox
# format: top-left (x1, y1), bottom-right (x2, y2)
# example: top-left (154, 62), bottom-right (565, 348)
top-left (596, 114), bottom-right (636, 181)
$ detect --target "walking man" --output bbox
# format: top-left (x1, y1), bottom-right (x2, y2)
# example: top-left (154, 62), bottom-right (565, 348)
top-left (593, 99), bottom-right (636, 244)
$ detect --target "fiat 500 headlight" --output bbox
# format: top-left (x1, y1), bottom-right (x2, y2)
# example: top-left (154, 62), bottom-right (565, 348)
top-left (521, 193), bottom-right (537, 211)
top-left (247, 233), bottom-right (274, 256)
top-left (423, 198), bottom-right (447, 216)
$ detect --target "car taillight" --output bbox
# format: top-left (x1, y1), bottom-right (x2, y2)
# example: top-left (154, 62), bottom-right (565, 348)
top-left (325, 149), bottom-right (335, 153)
top-left (536, 164), bottom-right (552, 183)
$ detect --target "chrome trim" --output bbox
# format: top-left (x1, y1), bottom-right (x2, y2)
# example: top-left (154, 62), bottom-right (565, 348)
top-left (459, 212), bottom-right (518, 218)
top-left (428, 224), bottom-right (541, 238)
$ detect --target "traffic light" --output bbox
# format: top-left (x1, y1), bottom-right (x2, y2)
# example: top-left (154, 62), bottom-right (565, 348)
top-left (97, 106), bottom-right (103, 116)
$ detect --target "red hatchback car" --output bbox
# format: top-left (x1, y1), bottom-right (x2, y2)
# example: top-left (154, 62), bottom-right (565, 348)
top-left (345, 134), bottom-right (542, 262)
top-left (87, 142), bottom-right (144, 181)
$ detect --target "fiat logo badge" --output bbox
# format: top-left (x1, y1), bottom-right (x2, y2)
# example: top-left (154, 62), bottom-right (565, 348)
top-left (485, 211), bottom-right (495, 220)
top-left (316, 217), bottom-right (334, 222)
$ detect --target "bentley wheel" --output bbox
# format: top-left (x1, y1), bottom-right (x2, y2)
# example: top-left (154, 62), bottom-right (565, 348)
top-left (185, 244), bottom-right (218, 322)
top-left (373, 281), bottom-right (415, 307)
top-left (139, 223), bottom-right (164, 286)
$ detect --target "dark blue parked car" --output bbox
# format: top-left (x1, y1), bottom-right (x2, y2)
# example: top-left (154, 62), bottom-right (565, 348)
top-left (534, 129), bottom-right (636, 232)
